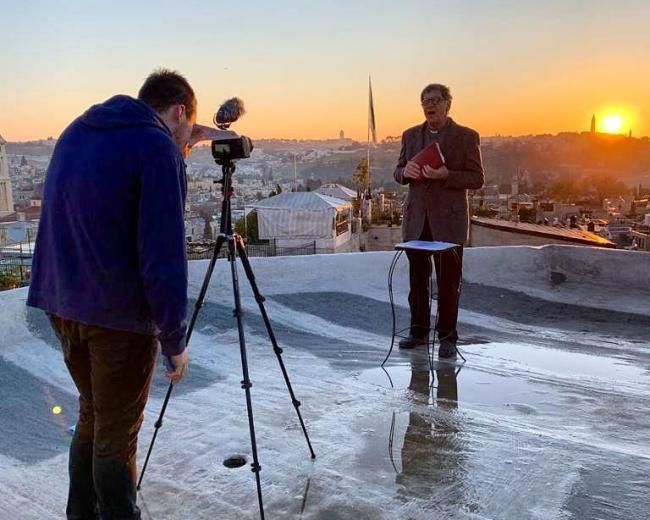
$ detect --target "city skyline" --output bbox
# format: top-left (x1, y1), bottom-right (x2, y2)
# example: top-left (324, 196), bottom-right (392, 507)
top-left (3, 114), bottom-right (648, 144)
top-left (1, 0), bottom-right (649, 141)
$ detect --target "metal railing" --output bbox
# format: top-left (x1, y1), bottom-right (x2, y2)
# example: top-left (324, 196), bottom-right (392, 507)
top-left (248, 241), bottom-right (318, 257)
top-left (1, 238), bottom-right (335, 290)
top-left (0, 255), bottom-right (31, 289)
top-left (188, 241), bottom-right (319, 260)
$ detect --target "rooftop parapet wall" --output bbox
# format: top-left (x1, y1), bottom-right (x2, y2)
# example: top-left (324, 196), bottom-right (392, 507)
top-left (187, 245), bottom-right (649, 317)
top-left (463, 245), bottom-right (649, 314)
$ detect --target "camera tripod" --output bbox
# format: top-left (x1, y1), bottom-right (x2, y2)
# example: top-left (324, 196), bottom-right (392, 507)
top-left (137, 160), bottom-right (316, 520)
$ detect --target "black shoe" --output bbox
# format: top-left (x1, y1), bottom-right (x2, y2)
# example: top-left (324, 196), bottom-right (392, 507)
top-left (398, 335), bottom-right (428, 349)
top-left (438, 340), bottom-right (457, 359)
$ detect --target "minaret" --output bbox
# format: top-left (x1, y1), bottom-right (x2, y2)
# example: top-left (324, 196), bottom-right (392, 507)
top-left (0, 134), bottom-right (15, 216)
top-left (590, 114), bottom-right (596, 133)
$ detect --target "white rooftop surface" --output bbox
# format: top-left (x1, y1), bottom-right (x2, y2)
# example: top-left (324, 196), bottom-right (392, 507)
top-left (315, 184), bottom-right (357, 201)
top-left (1, 245), bottom-right (649, 519)
top-left (248, 192), bottom-right (350, 210)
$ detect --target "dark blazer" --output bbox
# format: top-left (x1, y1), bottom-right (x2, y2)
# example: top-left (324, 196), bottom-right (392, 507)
top-left (393, 118), bottom-right (484, 245)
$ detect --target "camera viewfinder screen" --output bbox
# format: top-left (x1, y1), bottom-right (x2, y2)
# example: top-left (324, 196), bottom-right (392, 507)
top-left (213, 144), bottom-right (231, 154)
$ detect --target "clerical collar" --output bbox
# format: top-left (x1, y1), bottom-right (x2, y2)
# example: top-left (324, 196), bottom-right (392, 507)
top-left (427, 118), bottom-right (449, 134)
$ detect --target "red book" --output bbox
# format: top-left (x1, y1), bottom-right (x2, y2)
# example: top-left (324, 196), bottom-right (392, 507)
top-left (411, 141), bottom-right (445, 169)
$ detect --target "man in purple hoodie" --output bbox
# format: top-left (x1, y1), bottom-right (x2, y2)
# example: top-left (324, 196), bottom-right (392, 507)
top-left (27, 69), bottom-right (199, 519)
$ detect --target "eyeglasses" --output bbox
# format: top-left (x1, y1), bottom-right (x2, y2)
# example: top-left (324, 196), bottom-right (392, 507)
top-left (421, 97), bottom-right (447, 106)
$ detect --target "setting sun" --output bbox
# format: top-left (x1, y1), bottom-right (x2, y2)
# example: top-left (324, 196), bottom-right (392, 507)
top-left (602, 114), bottom-right (624, 134)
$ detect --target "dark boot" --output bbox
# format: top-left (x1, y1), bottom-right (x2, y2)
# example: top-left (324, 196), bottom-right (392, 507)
top-left (437, 332), bottom-right (457, 359)
top-left (399, 335), bottom-right (428, 349)
top-left (94, 457), bottom-right (141, 520)
top-left (66, 432), bottom-right (99, 520)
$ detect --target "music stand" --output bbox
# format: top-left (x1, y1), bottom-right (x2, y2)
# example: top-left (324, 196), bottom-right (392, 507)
top-left (383, 240), bottom-right (466, 368)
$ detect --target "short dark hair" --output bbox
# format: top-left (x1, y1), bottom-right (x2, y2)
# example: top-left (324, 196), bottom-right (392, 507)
top-left (138, 69), bottom-right (196, 118)
top-left (420, 83), bottom-right (452, 105)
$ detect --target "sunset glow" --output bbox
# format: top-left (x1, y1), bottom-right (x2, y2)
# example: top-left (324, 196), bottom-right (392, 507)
top-left (602, 114), bottom-right (624, 134)
top-left (0, 1), bottom-right (649, 140)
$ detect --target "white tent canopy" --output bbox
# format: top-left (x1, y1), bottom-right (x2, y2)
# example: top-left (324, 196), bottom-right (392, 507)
top-left (316, 183), bottom-right (357, 201)
top-left (246, 192), bottom-right (351, 239)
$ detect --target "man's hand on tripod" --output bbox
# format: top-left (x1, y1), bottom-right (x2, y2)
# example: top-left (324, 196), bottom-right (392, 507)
top-left (165, 350), bottom-right (189, 385)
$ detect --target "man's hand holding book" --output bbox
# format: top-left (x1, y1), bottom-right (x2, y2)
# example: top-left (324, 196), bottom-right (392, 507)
top-left (405, 142), bottom-right (448, 181)
top-left (422, 163), bottom-right (449, 180)
top-left (403, 161), bottom-right (423, 180)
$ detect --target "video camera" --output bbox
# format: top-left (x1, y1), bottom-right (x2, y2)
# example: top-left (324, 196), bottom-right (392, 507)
top-left (211, 136), bottom-right (253, 166)
top-left (211, 97), bottom-right (253, 166)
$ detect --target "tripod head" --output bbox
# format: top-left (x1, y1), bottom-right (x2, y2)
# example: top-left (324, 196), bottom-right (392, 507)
top-left (212, 158), bottom-right (237, 237)
top-left (219, 161), bottom-right (236, 177)
top-left (213, 159), bottom-right (236, 192)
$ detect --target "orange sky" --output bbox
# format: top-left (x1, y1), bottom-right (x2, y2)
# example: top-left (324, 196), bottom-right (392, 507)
top-left (1, 1), bottom-right (649, 141)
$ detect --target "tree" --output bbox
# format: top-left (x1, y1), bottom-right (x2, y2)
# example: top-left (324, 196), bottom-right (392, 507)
top-left (352, 197), bottom-right (362, 217)
top-left (353, 158), bottom-right (369, 195)
top-left (234, 217), bottom-right (246, 237)
top-left (0, 267), bottom-right (21, 290)
top-left (203, 218), bottom-right (213, 240)
top-left (548, 179), bottom-right (580, 202)
top-left (234, 211), bottom-right (260, 242)
top-left (585, 173), bottom-right (631, 203)
top-left (475, 206), bottom-right (497, 218)
top-left (306, 178), bottom-right (322, 191)
top-left (518, 207), bottom-right (536, 223)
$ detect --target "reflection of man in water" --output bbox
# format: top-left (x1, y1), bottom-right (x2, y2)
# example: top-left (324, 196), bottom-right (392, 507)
top-left (396, 359), bottom-right (463, 509)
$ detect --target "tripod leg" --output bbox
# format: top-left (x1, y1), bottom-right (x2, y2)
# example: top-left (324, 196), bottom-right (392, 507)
top-left (185, 235), bottom-right (228, 343)
top-left (228, 237), bottom-right (265, 520)
top-left (235, 238), bottom-right (316, 460)
top-left (137, 235), bottom-right (228, 490)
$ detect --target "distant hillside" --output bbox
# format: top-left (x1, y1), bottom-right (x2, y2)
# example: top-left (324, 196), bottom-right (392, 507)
top-left (6, 140), bottom-right (57, 157)
top-left (481, 132), bottom-right (650, 187)
top-left (7, 132), bottom-right (650, 191)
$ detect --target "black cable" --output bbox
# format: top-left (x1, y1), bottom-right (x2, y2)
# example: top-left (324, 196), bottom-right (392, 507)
top-left (388, 411), bottom-right (399, 474)
top-left (427, 251), bottom-right (440, 379)
top-left (382, 250), bottom-right (403, 366)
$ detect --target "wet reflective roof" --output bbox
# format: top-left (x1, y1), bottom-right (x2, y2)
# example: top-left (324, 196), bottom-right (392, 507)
top-left (1, 248), bottom-right (649, 519)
